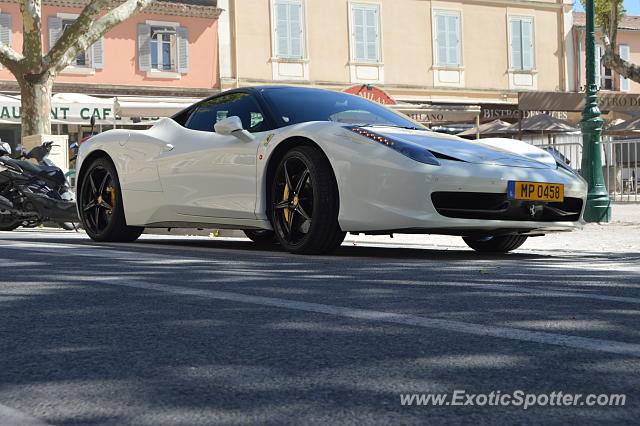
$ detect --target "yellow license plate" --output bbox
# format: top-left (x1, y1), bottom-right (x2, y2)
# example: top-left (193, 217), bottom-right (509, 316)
top-left (508, 181), bottom-right (564, 202)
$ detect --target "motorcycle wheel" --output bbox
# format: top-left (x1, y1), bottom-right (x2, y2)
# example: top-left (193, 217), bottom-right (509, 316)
top-left (58, 222), bottom-right (78, 231)
top-left (0, 216), bottom-right (21, 231)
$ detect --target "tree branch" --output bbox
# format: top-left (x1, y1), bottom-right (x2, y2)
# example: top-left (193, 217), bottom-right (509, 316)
top-left (43, 0), bottom-right (109, 71)
top-left (601, 0), bottom-right (640, 83)
top-left (20, 0), bottom-right (43, 70)
top-left (0, 43), bottom-right (25, 74)
top-left (45, 0), bottom-right (154, 74)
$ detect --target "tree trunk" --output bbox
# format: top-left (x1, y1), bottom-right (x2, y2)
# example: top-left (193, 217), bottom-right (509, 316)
top-left (19, 77), bottom-right (53, 138)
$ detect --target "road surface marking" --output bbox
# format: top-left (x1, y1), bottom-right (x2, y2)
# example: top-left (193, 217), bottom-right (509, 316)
top-left (0, 404), bottom-right (49, 426)
top-left (69, 275), bottom-right (640, 357)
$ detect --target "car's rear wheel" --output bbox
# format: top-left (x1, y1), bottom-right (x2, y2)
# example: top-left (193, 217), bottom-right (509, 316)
top-left (243, 229), bottom-right (277, 245)
top-left (462, 235), bottom-right (528, 253)
top-left (270, 146), bottom-right (345, 254)
top-left (79, 157), bottom-right (144, 242)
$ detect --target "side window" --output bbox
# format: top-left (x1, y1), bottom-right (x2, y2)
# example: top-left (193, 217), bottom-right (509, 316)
top-left (185, 93), bottom-right (266, 133)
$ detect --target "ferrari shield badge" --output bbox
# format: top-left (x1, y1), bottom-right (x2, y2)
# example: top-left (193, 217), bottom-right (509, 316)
top-left (264, 134), bottom-right (274, 146)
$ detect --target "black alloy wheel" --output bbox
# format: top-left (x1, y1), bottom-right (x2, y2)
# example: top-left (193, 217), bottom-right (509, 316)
top-left (271, 146), bottom-right (345, 254)
top-left (79, 157), bottom-right (143, 242)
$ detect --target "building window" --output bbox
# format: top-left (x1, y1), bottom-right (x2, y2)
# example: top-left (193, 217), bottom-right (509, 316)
top-left (49, 15), bottom-right (104, 72)
top-left (0, 14), bottom-right (12, 48)
top-left (510, 17), bottom-right (534, 71)
top-left (150, 26), bottom-right (177, 71)
top-left (138, 22), bottom-right (189, 76)
top-left (62, 20), bottom-right (90, 67)
top-left (434, 11), bottom-right (461, 67)
top-left (274, 1), bottom-right (304, 59)
top-left (351, 4), bottom-right (380, 63)
top-left (595, 45), bottom-right (614, 90)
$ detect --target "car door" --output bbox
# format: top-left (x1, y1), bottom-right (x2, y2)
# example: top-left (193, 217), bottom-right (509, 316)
top-left (156, 93), bottom-right (267, 219)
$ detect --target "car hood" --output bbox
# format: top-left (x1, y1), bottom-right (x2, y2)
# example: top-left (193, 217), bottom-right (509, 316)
top-left (366, 127), bottom-right (557, 169)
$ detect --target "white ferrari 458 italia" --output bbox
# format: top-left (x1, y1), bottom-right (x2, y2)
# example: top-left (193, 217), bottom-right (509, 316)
top-left (76, 86), bottom-right (587, 254)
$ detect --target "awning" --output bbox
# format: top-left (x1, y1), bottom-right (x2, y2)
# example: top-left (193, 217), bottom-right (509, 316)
top-left (457, 119), bottom-right (513, 137)
top-left (114, 96), bottom-right (200, 118)
top-left (0, 92), bottom-right (198, 126)
top-left (607, 115), bottom-right (640, 134)
top-left (505, 113), bottom-right (579, 133)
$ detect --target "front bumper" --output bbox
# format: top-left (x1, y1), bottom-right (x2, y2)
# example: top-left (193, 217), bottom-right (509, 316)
top-left (335, 157), bottom-right (587, 234)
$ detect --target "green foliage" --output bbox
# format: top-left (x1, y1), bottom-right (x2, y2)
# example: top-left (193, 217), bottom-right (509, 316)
top-left (579, 0), bottom-right (626, 30)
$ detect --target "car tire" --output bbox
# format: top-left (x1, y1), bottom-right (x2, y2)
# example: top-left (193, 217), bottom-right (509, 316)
top-left (270, 146), bottom-right (345, 254)
top-left (243, 229), bottom-right (277, 245)
top-left (78, 157), bottom-right (144, 242)
top-left (462, 235), bottom-right (528, 253)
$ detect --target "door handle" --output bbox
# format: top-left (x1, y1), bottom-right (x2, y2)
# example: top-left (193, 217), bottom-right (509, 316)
top-left (163, 143), bottom-right (174, 152)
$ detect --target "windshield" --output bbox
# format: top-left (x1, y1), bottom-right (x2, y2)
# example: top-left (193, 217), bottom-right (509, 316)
top-left (262, 88), bottom-right (426, 130)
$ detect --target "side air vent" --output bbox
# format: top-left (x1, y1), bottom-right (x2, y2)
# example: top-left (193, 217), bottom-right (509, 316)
top-left (428, 151), bottom-right (467, 162)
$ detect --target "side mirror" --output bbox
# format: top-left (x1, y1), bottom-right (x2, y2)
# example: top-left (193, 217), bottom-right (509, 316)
top-left (214, 116), bottom-right (255, 142)
top-left (70, 143), bottom-right (78, 150)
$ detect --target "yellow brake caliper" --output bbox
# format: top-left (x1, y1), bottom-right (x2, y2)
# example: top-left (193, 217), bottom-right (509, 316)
top-left (283, 183), bottom-right (290, 223)
top-left (106, 186), bottom-right (116, 213)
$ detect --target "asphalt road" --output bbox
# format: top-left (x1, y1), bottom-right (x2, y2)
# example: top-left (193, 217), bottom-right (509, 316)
top-left (1, 229), bottom-right (639, 425)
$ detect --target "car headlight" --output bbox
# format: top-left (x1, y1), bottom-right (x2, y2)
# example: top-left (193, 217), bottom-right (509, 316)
top-left (346, 127), bottom-right (440, 166)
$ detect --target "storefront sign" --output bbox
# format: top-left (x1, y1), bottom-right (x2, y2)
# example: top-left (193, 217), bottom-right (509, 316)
top-left (343, 85), bottom-right (397, 105)
top-left (481, 105), bottom-right (568, 121)
top-left (519, 91), bottom-right (640, 112)
top-left (0, 101), bottom-right (156, 125)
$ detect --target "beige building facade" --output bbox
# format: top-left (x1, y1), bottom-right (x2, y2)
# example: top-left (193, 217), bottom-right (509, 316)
top-left (218, 0), bottom-right (574, 111)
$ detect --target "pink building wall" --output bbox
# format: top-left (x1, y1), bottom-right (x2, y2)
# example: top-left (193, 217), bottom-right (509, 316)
top-left (0, 2), bottom-right (219, 89)
top-left (575, 28), bottom-right (640, 93)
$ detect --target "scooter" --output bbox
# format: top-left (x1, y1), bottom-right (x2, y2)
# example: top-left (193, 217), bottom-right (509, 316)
top-left (0, 141), bottom-right (79, 231)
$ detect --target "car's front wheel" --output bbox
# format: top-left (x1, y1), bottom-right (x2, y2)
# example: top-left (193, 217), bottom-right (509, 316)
top-left (462, 235), bottom-right (528, 253)
top-left (270, 146), bottom-right (345, 254)
top-left (78, 157), bottom-right (144, 242)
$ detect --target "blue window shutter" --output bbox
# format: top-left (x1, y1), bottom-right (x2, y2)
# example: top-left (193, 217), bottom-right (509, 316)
top-left (92, 37), bottom-right (104, 69)
top-left (288, 3), bottom-right (303, 59)
top-left (0, 14), bottom-right (12, 47)
top-left (521, 19), bottom-right (533, 70)
top-left (447, 14), bottom-right (460, 67)
top-left (436, 14), bottom-right (447, 66)
top-left (48, 16), bottom-right (62, 51)
top-left (511, 19), bottom-right (522, 70)
top-left (353, 7), bottom-right (365, 61)
top-left (276, 2), bottom-right (289, 57)
top-left (365, 8), bottom-right (378, 61)
top-left (620, 45), bottom-right (630, 91)
top-left (177, 26), bottom-right (189, 73)
top-left (137, 23), bottom-right (151, 71)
